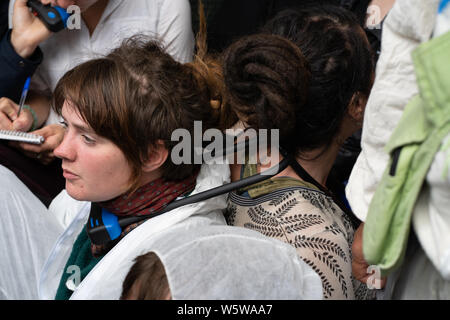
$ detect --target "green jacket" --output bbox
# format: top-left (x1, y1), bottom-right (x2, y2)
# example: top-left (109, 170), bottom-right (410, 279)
top-left (363, 31), bottom-right (450, 277)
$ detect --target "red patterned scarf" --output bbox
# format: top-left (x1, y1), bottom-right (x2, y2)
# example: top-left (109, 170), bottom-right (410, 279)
top-left (91, 173), bottom-right (198, 257)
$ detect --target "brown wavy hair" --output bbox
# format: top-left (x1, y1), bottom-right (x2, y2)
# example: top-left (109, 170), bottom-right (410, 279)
top-left (53, 2), bottom-right (233, 192)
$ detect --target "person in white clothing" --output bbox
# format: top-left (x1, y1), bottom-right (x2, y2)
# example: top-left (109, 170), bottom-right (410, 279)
top-left (120, 226), bottom-right (322, 300)
top-left (0, 35), bottom-right (321, 300)
top-left (0, 0), bottom-right (194, 177)
top-left (346, 0), bottom-right (439, 222)
top-left (350, 0), bottom-right (450, 299)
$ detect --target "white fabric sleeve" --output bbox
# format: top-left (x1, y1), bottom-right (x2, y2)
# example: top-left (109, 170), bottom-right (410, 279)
top-left (0, 165), bottom-right (64, 299)
top-left (345, 0), bottom-right (439, 221)
top-left (157, 0), bottom-right (194, 63)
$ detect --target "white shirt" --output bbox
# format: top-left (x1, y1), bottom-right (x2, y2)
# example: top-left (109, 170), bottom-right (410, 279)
top-left (9, 0), bottom-right (194, 125)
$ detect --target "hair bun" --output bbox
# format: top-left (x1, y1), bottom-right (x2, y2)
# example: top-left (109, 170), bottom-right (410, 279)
top-left (222, 34), bottom-right (310, 144)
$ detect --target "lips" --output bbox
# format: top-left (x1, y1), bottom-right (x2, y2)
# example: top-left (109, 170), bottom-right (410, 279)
top-left (62, 168), bottom-right (79, 179)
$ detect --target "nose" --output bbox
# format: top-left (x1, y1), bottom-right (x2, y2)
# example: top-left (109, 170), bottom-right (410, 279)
top-left (54, 131), bottom-right (76, 161)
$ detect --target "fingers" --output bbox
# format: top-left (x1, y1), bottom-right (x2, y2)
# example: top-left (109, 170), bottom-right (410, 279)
top-left (9, 142), bottom-right (55, 164)
top-left (12, 0), bottom-right (53, 58)
top-left (0, 97), bottom-right (19, 118)
top-left (0, 112), bottom-right (13, 130)
top-left (14, 0), bottom-right (30, 10)
top-left (0, 98), bottom-right (20, 130)
top-left (12, 140), bottom-right (44, 153)
top-left (12, 124), bottom-right (65, 154)
top-left (352, 260), bottom-right (370, 283)
top-left (12, 109), bottom-right (33, 131)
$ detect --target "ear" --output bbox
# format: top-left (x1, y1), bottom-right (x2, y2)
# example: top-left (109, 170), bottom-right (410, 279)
top-left (142, 140), bottom-right (169, 173)
top-left (347, 92), bottom-right (367, 124)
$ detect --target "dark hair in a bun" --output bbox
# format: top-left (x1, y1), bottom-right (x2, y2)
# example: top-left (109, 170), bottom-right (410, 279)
top-left (222, 33), bottom-right (310, 153)
top-left (262, 5), bottom-right (374, 152)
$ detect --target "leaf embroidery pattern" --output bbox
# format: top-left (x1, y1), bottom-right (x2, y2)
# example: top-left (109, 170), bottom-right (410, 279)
top-left (312, 251), bottom-right (348, 298)
top-left (294, 235), bottom-right (348, 262)
top-left (298, 190), bottom-right (327, 211)
top-left (354, 278), bottom-right (376, 300)
top-left (302, 257), bottom-right (335, 299)
top-left (279, 214), bottom-right (325, 234)
top-left (274, 198), bottom-right (299, 217)
top-left (339, 211), bottom-right (355, 245)
top-left (252, 204), bottom-right (279, 218)
top-left (243, 222), bottom-right (284, 238)
top-left (247, 206), bottom-right (279, 227)
top-left (225, 203), bottom-right (237, 226)
top-left (268, 190), bottom-right (296, 206)
top-left (325, 222), bottom-right (346, 237)
top-left (324, 197), bottom-right (337, 214)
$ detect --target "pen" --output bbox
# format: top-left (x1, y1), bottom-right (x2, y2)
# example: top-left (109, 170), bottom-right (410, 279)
top-left (17, 76), bottom-right (31, 118)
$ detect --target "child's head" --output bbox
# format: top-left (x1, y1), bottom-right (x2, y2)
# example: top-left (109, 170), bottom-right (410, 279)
top-left (120, 226), bottom-right (323, 300)
top-left (121, 252), bottom-right (171, 300)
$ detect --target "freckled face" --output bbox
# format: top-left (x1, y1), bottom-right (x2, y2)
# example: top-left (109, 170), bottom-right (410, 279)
top-left (54, 101), bottom-right (133, 202)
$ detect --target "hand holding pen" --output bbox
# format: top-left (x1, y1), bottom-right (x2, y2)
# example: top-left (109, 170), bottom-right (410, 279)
top-left (0, 78), bottom-right (35, 132)
top-left (17, 77), bottom-right (31, 118)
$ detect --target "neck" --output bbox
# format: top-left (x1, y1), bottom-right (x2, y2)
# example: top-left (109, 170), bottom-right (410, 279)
top-left (82, 0), bottom-right (109, 36)
top-left (257, 137), bottom-right (345, 189)
top-left (293, 142), bottom-right (342, 187)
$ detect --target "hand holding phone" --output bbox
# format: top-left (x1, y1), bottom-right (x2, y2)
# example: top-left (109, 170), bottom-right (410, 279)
top-left (10, 0), bottom-right (52, 58)
top-left (26, 0), bottom-right (71, 33)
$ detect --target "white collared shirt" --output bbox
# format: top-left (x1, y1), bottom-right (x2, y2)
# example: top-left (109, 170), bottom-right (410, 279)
top-left (9, 0), bottom-right (194, 125)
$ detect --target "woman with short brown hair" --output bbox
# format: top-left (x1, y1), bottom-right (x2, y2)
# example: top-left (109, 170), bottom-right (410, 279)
top-left (0, 33), bottom-right (235, 299)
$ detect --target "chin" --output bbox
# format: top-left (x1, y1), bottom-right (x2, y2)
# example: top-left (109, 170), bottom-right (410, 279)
top-left (66, 186), bottom-right (122, 203)
top-left (66, 189), bottom-right (90, 201)
top-left (65, 183), bottom-right (93, 202)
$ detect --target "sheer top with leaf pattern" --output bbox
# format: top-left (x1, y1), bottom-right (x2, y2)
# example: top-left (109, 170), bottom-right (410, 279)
top-left (225, 164), bottom-right (373, 300)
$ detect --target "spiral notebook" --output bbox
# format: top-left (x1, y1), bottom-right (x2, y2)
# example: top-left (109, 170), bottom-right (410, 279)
top-left (0, 130), bottom-right (45, 145)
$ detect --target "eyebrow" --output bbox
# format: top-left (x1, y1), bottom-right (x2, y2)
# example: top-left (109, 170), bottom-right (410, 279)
top-left (73, 123), bottom-right (96, 135)
top-left (62, 115), bottom-right (96, 135)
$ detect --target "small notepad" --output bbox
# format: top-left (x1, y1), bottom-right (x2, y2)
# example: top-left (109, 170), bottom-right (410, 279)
top-left (0, 130), bottom-right (45, 145)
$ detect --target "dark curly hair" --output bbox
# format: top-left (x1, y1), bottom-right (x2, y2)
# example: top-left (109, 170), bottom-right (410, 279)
top-left (223, 5), bottom-right (374, 157)
top-left (261, 5), bottom-right (374, 154)
top-left (222, 33), bottom-right (311, 154)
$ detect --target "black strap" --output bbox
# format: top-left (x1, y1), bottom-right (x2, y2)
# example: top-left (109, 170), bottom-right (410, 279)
top-left (279, 147), bottom-right (360, 228)
top-left (278, 147), bottom-right (328, 193)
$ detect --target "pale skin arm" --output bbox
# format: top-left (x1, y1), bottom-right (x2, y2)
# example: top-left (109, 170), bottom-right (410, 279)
top-left (10, 0), bottom-right (52, 58)
top-left (0, 0), bottom-right (52, 132)
top-left (351, 223), bottom-right (387, 288)
top-left (0, 1), bottom-right (64, 163)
